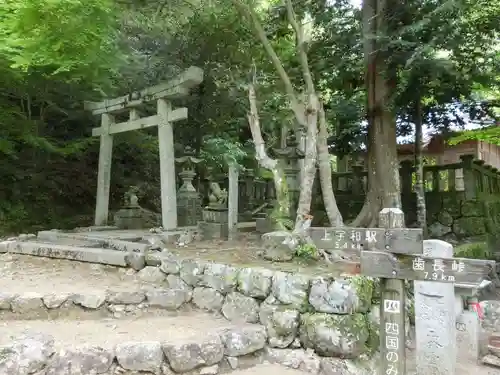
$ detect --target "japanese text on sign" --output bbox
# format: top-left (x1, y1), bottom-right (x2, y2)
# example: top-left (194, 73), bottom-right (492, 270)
top-left (411, 257), bottom-right (465, 282)
top-left (384, 299), bottom-right (401, 314)
top-left (385, 322), bottom-right (400, 375)
top-left (322, 229), bottom-right (378, 250)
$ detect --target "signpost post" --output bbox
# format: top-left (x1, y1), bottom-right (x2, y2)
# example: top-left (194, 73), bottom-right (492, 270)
top-left (311, 207), bottom-right (495, 375)
top-left (311, 208), bottom-right (423, 375)
top-left (376, 208), bottom-right (411, 375)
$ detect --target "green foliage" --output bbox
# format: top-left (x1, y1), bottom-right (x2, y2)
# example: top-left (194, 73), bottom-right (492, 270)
top-left (350, 276), bottom-right (374, 307)
top-left (0, 0), bottom-right (498, 234)
top-left (295, 243), bottom-right (319, 260)
top-left (199, 137), bottom-right (248, 170)
top-left (449, 126), bottom-right (500, 146)
top-left (0, 0), bottom-right (121, 82)
top-left (454, 242), bottom-right (494, 260)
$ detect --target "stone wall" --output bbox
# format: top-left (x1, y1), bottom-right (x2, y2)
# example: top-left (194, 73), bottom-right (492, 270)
top-left (140, 255), bottom-right (379, 358)
top-left (422, 193), bottom-right (500, 242)
top-left (0, 250), bottom-right (393, 362)
top-left (318, 191), bottom-right (500, 242)
top-left (1, 231), bottom-right (417, 374)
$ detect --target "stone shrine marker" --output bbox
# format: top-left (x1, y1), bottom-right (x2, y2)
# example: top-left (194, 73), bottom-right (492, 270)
top-left (85, 67), bottom-right (203, 229)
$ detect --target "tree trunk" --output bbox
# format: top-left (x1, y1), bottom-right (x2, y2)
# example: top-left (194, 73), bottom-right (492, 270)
top-left (352, 0), bottom-right (401, 227)
top-left (293, 95), bottom-right (318, 229)
top-left (234, 0), bottom-right (342, 231)
top-left (247, 82), bottom-right (291, 229)
top-left (317, 103), bottom-right (343, 226)
top-left (414, 99), bottom-right (427, 237)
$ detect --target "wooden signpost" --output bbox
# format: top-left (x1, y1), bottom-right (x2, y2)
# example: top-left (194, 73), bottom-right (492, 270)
top-left (309, 226), bottom-right (423, 254)
top-left (319, 207), bottom-right (497, 375)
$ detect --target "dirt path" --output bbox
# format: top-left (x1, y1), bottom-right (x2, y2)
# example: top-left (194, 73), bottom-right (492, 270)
top-left (232, 365), bottom-right (310, 375)
top-left (0, 312), bottom-right (247, 349)
top-left (1, 253), bottom-right (139, 294)
top-left (403, 347), bottom-right (500, 375)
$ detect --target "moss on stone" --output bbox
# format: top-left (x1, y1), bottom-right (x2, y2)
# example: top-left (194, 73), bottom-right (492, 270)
top-left (350, 276), bottom-right (374, 308)
top-left (300, 312), bottom-right (369, 341)
top-left (454, 241), bottom-right (493, 260)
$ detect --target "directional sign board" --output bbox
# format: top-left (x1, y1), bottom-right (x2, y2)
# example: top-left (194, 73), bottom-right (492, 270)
top-left (361, 250), bottom-right (495, 284)
top-left (309, 227), bottom-right (423, 255)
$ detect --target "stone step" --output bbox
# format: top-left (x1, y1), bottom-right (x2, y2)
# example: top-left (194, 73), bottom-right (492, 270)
top-left (229, 365), bottom-right (309, 375)
top-left (1, 253), bottom-right (139, 296)
top-left (0, 314), bottom-right (367, 375)
top-left (0, 313), bottom-right (270, 374)
top-left (0, 240), bottom-right (130, 267)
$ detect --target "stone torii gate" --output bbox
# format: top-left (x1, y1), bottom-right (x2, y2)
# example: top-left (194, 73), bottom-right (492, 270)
top-left (84, 66), bottom-right (204, 229)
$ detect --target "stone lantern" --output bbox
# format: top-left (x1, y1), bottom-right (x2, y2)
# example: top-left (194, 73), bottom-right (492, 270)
top-left (175, 146), bottom-right (202, 226)
top-left (272, 131), bottom-right (305, 219)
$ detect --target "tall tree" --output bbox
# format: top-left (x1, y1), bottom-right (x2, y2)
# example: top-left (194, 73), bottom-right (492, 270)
top-left (233, 0), bottom-right (344, 229)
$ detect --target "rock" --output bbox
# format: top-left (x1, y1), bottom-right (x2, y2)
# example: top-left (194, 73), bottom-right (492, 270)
top-left (159, 252), bottom-right (181, 274)
top-left (45, 346), bottom-right (114, 374)
top-left (319, 358), bottom-right (346, 375)
top-left (265, 348), bottom-right (320, 374)
top-left (290, 338), bottom-right (302, 349)
top-left (161, 363), bottom-right (175, 375)
top-left (192, 287), bottom-right (224, 312)
top-left (115, 341), bottom-right (164, 373)
top-left (145, 252), bottom-right (163, 267)
top-left (220, 326), bottom-right (267, 357)
top-left (162, 334), bottom-right (224, 372)
top-left (200, 263), bottom-right (239, 294)
top-left (262, 231), bottom-right (294, 262)
top-left (106, 291), bottom-right (145, 305)
top-left (0, 293), bottom-right (14, 310)
top-left (166, 275), bottom-right (192, 291)
top-left (482, 354), bottom-right (500, 367)
top-left (222, 292), bottom-right (260, 323)
top-left (72, 292), bottom-right (106, 309)
top-left (200, 364), bottom-right (219, 374)
top-left (11, 293), bottom-right (45, 313)
top-left (266, 272), bottom-right (310, 311)
top-left (489, 344), bottom-right (500, 357)
top-left (309, 277), bottom-right (371, 314)
top-left (226, 357), bottom-right (239, 369)
top-left (237, 267), bottom-right (273, 299)
top-left (137, 266), bottom-right (167, 284)
top-left (480, 300), bottom-right (500, 330)
top-left (42, 293), bottom-right (71, 309)
top-left (146, 289), bottom-right (192, 310)
top-left (180, 259), bottom-right (206, 286)
top-left (299, 313), bottom-right (369, 358)
top-left (125, 252), bottom-right (146, 271)
top-left (428, 222), bottom-right (451, 238)
top-left (0, 333), bottom-right (55, 375)
top-left (259, 304), bottom-right (300, 348)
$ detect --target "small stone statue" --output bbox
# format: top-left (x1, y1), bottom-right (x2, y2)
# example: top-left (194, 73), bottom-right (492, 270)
top-left (124, 186), bottom-right (140, 208)
top-left (207, 182), bottom-right (228, 208)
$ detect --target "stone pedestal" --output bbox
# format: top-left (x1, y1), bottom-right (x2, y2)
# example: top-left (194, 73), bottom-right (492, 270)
top-left (113, 207), bottom-right (160, 229)
top-left (177, 169), bottom-right (202, 226)
top-left (255, 209), bottom-right (275, 234)
top-left (199, 208), bottom-right (228, 240)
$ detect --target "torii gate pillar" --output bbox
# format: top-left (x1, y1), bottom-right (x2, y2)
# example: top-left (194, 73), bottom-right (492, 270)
top-left (84, 67), bottom-right (203, 229)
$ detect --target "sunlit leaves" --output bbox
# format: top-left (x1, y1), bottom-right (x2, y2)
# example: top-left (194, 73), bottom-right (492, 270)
top-left (0, 0), bottom-right (122, 80)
